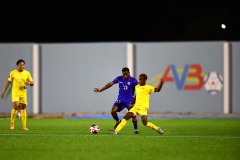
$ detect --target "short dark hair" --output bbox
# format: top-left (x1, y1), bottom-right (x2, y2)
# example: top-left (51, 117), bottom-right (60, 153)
top-left (122, 67), bottom-right (130, 72)
top-left (139, 73), bottom-right (148, 80)
top-left (16, 59), bottom-right (25, 66)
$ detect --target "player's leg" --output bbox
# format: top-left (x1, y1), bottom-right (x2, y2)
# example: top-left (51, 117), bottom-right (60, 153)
top-left (10, 93), bottom-right (20, 130)
top-left (20, 96), bottom-right (28, 130)
top-left (126, 102), bottom-right (139, 134)
top-left (139, 108), bottom-right (164, 134)
top-left (115, 112), bottom-right (134, 132)
top-left (20, 103), bottom-right (28, 130)
top-left (111, 100), bottom-right (124, 129)
top-left (111, 105), bottom-right (120, 122)
top-left (141, 115), bottom-right (164, 135)
top-left (10, 101), bottom-right (18, 130)
top-left (108, 111), bottom-right (134, 134)
top-left (132, 116), bottom-right (139, 134)
top-left (141, 115), bottom-right (157, 129)
top-left (17, 104), bottom-right (21, 118)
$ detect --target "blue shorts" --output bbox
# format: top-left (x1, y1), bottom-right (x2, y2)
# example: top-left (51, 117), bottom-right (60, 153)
top-left (113, 100), bottom-right (132, 112)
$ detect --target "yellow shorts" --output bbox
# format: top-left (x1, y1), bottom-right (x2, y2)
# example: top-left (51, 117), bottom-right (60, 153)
top-left (12, 92), bottom-right (27, 105)
top-left (129, 106), bottom-right (148, 116)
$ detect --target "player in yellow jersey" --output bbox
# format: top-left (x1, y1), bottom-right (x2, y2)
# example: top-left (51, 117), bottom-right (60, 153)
top-left (107, 73), bottom-right (165, 135)
top-left (1, 59), bottom-right (34, 130)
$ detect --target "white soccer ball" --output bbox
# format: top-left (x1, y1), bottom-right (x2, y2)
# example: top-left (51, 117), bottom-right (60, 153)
top-left (204, 71), bottom-right (223, 95)
top-left (89, 124), bottom-right (100, 134)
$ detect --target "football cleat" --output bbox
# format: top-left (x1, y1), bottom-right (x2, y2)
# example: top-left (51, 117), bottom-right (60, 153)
top-left (10, 123), bottom-right (14, 130)
top-left (107, 130), bottom-right (117, 134)
top-left (134, 130), bottom-right (139, 134)
top-left (157, 127), bottom-right (164, 135)
top-left (22, 127), bottom-right (29, 131)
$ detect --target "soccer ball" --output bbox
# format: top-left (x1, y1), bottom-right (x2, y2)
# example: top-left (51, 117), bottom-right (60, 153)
top-left (89, 124), bottom-right (100, 134)
top-left (204, 71), bottom-right (223, 95)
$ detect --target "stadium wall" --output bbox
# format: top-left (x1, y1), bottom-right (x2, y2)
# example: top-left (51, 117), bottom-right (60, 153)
top-left (0, 42), bottom-right (239, 114)
top-left (0, 43), bottom-right (34, 113)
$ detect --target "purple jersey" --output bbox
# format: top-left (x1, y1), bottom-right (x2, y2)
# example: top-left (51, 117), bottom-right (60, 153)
top-left (113, 75), bottom-right (138, 102)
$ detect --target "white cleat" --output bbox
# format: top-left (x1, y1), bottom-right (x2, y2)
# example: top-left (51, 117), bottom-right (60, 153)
top-left (107, 130), bottom-right (117, 134)
top-left (157, 127), bottom-right (164, 135)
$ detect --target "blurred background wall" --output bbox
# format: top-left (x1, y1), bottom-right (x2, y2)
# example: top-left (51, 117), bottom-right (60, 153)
top-left (0, 42), bottom-right (239, 114)
top-left (0, 44), bottom-right (34, 113)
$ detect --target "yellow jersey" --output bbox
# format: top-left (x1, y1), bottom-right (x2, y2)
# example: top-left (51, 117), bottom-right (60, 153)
top-left (8, 69), bottom-right (33, 94)
top-left (135, 84), bottom-right (155, 109)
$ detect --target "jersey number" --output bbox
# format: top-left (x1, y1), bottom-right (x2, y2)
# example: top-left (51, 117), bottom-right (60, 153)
top-left (123, 85), bottom-right (128, 90)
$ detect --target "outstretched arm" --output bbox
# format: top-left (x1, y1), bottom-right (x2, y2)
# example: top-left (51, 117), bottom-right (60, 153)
top-left (1, 81), bottom-right (11, 99)
top-left (94, 81), bottom-right (115, 93)
top-left (154, 79), bottom-right (164, 92)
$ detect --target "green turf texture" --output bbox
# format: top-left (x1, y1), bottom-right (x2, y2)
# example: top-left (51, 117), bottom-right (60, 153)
top-left (0, 118), bottom-right (239, 160)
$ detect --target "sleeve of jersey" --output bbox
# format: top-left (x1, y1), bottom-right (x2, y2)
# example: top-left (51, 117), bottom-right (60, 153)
top-left (7, 71), bottom-right (13, 81)
top-left (150, 86), bottom-right (155, 93)
top-left (27, 72), bottom-right (33, 82)
top-left (113, 77), bottom-right (119, 83)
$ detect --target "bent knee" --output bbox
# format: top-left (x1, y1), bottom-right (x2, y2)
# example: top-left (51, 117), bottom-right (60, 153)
top-left (111, 111), bottom-right (117, 116)
top-left (19, 104), bottom-right (26, 110)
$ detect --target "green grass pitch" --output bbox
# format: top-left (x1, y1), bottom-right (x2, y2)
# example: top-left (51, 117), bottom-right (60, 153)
top-left (0, 118), bottom-right (239, 160)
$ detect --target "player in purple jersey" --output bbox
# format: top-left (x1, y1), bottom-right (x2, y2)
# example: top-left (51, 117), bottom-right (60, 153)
top-left (94, 67), bottom-right (139, 134)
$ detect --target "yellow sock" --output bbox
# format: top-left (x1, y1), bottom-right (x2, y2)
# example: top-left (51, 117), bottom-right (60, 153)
top-left (10, 109), bottom-right (17, 124)
top-left (115, 119), bottom-right (127, 132)
top-left (21, 109), bottom-right (27, 127)
top-left (146, 122), bottom-right (158, 130)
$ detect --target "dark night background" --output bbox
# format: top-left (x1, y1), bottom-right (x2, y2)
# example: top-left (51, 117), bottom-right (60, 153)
top-left (0, 4), bottom-right (239, 43)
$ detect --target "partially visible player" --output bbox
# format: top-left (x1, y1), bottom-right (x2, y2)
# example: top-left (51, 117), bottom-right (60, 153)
top-left (107, 73), bottom-right (165, 135)
top-left (94, 67), bottom-right (139, 134)
top-left (1, 59), bottom-right (34, 130)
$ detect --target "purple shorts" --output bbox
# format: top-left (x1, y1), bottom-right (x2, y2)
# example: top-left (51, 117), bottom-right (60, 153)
top-left (113, 99), bottom-right (132, 112)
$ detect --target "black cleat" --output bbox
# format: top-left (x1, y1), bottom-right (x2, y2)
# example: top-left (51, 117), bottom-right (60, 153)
top-left (134, 130), bottom-right (139, 134)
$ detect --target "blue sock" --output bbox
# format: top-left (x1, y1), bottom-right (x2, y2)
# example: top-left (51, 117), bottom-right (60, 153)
top-left (133, 121), bottom-right (138, 130)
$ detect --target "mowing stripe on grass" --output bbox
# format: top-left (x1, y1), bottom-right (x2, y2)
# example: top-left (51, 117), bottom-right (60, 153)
top-left (0, 133), bottom-right (239, 139)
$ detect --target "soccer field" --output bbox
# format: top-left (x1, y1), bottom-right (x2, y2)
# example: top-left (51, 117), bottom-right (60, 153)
top-left (0, 118), bottom-right (239, 160)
